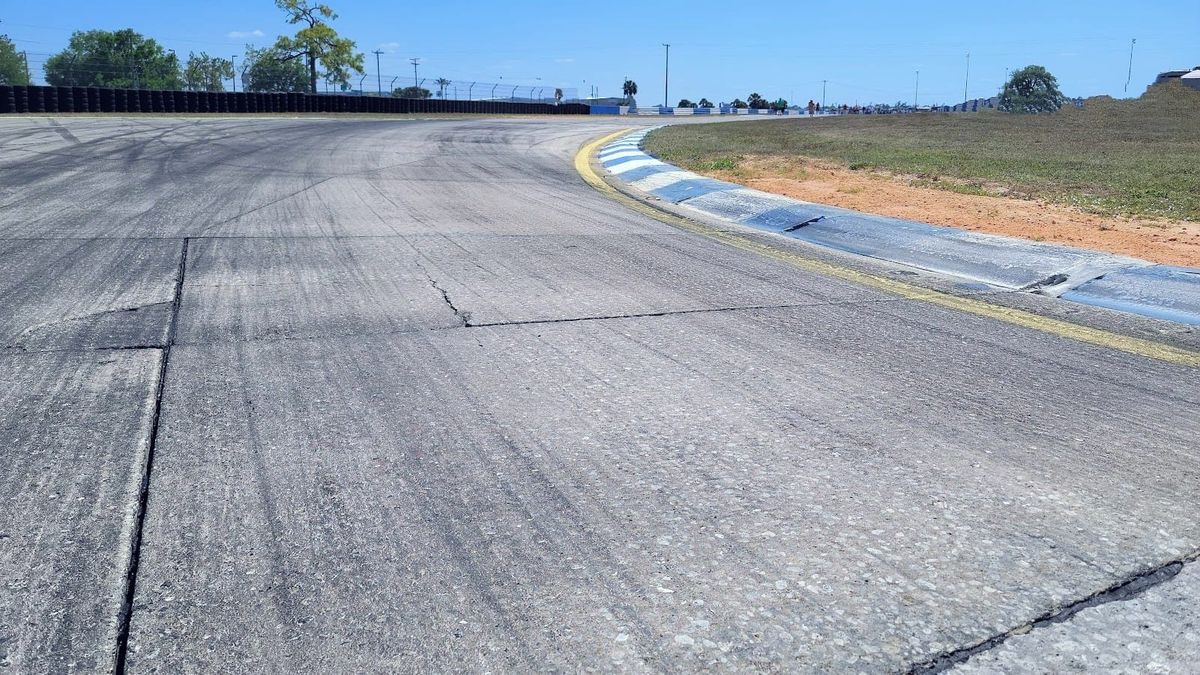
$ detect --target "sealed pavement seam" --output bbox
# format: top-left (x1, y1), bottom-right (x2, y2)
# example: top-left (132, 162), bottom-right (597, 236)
top-left (907, 550), bottom-right (1200, 673)
top-left (111, 237), bottom-right (189, 675)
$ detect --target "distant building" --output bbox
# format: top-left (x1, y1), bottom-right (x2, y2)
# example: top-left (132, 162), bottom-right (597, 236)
top-left (1183, 69), bottom-right (1200, 92)
top-left (1154, 66), bottom-right (1200, 90)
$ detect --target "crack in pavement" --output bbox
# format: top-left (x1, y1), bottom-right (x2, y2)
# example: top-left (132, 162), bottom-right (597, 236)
top-left (1, 289), bottom-right (1014, 354)
top-left (906, 550), bottom-right (1200, 673)
top-left (427, 277), bottom-right (471, 327)
top-left (14, 301), bottom-right (173, 340)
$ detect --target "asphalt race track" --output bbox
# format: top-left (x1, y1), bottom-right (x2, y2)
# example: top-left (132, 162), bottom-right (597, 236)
top-left (1, 116), bottom-right (1198, 672)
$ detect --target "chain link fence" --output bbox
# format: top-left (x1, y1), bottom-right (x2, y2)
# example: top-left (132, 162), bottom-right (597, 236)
top-left (16, 52), bottom-right (579, 101)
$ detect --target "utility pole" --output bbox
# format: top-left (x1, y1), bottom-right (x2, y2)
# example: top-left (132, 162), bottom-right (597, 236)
top-left (662, 43), bottom-right (670, 107)
top-left (1124, 38), bottom-right (1136, 93)
top-left (914, 70), bottom-right (920, 109)
top-left (232, 55), bottom-right (238, 92)
top-left (21, 51), bottom-right (30, 85)
top-left (410, 57), bottom-right (421, 87)
top-left (963, 52), bottom-right (970, 105)
top-left (822, 79), bottom-right (827, 109)
top-left (373, 49), bottom-right (384, 95)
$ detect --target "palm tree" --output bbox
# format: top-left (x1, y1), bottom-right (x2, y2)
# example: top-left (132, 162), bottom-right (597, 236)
top-left (622, 79), bottom-right (638, 104)
top-left (435, 77), bottom-right (451, 99)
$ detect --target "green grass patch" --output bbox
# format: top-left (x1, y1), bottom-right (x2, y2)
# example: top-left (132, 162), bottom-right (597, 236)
top-left (693, 156), bottom-right (740, 171)
top-left (644, 83), bottom-right (1200, 221)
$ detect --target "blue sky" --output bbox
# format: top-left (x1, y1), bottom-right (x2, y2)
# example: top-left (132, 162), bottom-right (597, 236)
top-left (3, 0), bottom-right (1197, 104)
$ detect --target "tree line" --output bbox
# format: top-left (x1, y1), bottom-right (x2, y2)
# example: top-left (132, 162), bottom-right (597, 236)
top-left (621, 79), bottom-right (788, 111)
top-left (1, 1), bottom-right (365, 93)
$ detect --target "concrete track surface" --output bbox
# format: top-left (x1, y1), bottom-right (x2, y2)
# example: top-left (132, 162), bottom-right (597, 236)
top-left (1, 116), bottom-right (1198, 673)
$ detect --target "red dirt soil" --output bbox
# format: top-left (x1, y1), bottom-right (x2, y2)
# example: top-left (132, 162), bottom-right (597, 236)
top-left (703, 156), bottom-right (1200, 268)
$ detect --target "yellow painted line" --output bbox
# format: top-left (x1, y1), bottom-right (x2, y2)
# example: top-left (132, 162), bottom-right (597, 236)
top-left (576, 130), bottom-right (1200, 368)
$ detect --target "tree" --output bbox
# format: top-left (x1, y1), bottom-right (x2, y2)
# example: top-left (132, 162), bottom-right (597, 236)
top-left (272, 0), bottom-right (364, 94)
top-left (434, 77), bottom-right (451, 98)
top-left (677, 98), bottom-right (695, 108)
top-left (622, 78), bottom-right (638, 104)
top-left (747, 92), bottom-right (768, 109)
top-left (999, 65), bottom-right (1066, 113)
top-left (392, 86), bottom-right (431, 99)
top-left (697, 98), bottom-right (713, 108)
top-left (770, 98), bottom-right (788, 112)
top-left (731, 98), bottom-right (747, 109)
top-left (242, 45), bottom-right (310, 92)
top-left (0, 35), bottom-right (29, 85)
top-left (44, 29), bottom-right (181, 89)
top-left (184, 52), bottom-right (234, 92)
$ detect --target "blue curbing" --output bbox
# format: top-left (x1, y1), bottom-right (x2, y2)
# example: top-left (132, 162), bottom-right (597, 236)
top-left (598, 129), bottom-right (1200, 326)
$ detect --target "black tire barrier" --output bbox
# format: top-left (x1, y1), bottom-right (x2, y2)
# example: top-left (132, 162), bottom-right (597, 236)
top-left (0, 86), bottom-right (592, 116)
top-left (27, 85), bottom-right (44, 113)
top-left (13, 85), bottom-right (28, 113)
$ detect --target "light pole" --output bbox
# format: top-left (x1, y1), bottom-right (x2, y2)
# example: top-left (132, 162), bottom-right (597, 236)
top-left (468, 82), bottom-right (475, 100)
top-left (822, 79), bottom-right (827, 109)
top-left (390, 76), bottom-right (398, 94)
top-left (373, 49), bottom-right (383, 95)
top-left (1124, 38), bottom-right (1136, 93)
top-left (662, 43), bottom-right (670, 107)
top-left (359, 73), bottom-right (368, 95)
top-left (963, 52), bottom-right (970, 105)
top-left (914, 70), bottom-right (919, 110)
top-left (410, 57), bottom-right (420, 86)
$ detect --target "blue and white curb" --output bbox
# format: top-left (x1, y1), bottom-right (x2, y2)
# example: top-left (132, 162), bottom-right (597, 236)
top-left (600, 129), bottom-right (1200, 326)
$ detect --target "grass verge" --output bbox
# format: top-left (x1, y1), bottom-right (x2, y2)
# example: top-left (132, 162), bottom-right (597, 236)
top-left (644, 82), bottom-right (1200, 221)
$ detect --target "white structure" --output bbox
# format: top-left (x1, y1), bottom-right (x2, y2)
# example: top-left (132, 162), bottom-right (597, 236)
top-left (1182, 69), bottom-right (1200, 92)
